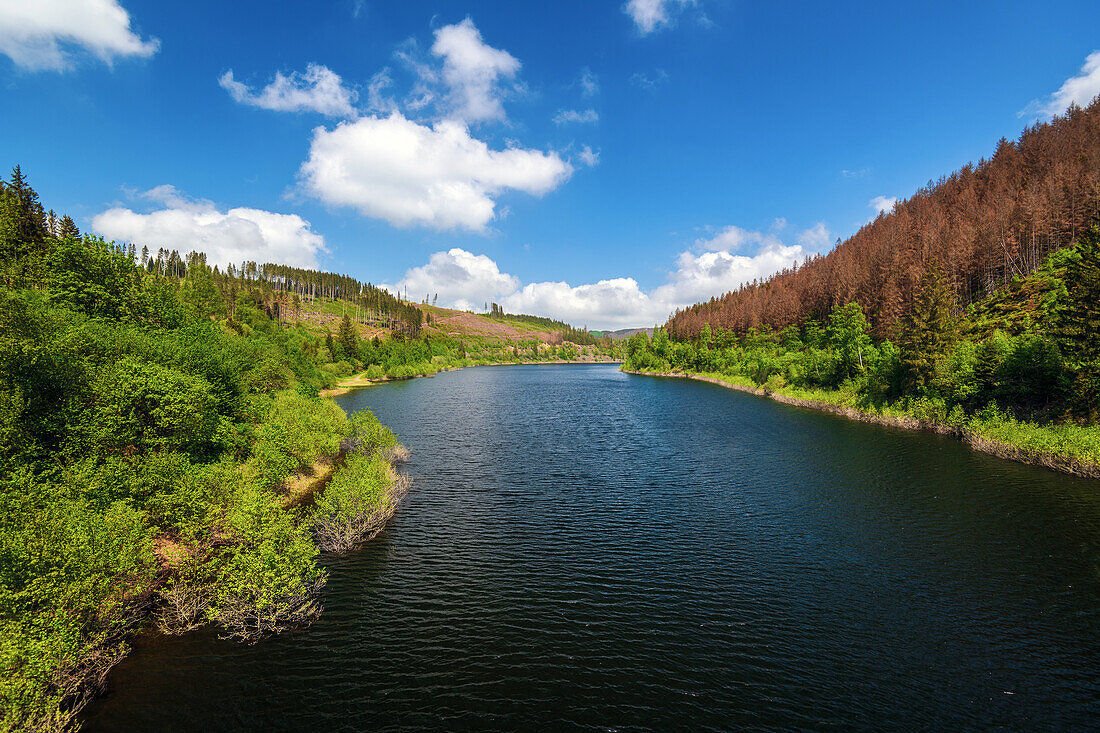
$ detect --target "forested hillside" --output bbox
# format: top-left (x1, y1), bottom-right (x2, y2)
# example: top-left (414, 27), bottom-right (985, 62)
top-left (0, 169), bottom-right (417, 730)
top-left (626, 230), bottom-right (1100, 472)
top-left (668, 100), bottom-right (1100, 339)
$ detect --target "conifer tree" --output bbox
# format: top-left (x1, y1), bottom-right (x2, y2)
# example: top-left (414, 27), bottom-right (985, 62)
top-left (1056, 227), bottom-right (1100, 417)
top-left (325, 330), bottom-right (337, 360)
top-left (338, 314), bottom-right (359, 362)
top-left (898, 264), bottom-right (958, 395)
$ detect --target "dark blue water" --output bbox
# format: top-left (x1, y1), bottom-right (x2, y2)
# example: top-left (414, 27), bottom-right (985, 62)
top-left (84, 365), bottom-right (1100, 730)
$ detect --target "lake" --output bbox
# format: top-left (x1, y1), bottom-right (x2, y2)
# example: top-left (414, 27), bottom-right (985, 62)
top-left (84, 364), bottom-right (1100, 730)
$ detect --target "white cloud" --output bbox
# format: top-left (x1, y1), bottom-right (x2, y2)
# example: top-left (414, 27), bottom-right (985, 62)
top-left (772, 217), bottom-right (787, 230)
top-left (300, 112), bottom-right (573, 232)
top-left (841, 167), bottom-right (869, 178)
top-left (91, 186), bottom-right (326, 269)
top-left (1020, 50), bottom-right (1100, 119)
top-left (431, 17), bottom-right (520, 124)
top-left (868, 195), bottom-right (897, 220)
top-left (385, 248), bottom-right (519, 311)
top-left (219, 64), bottom-right (357, 118)
top-left (504, 278), bottom-right (656, 328)
top-left (392, 225), bottom-right (813, 329)
top-left (553, 108), bottom-right (599, 125)
top-left (796, 221), bottom-right (832, 248)
top-left (579, 67), bottom-right (599, 97)
top-left (624, 0), bottom-right (695, 35)
top-left (366, 68), bottom-right (397, 113)
top-left (648, 243), bottom-right (804, 307)
top-left (578, 146), bottom-right (600, 168)
top-left (0, 0), bottom-right (158, 71)
top-left (696, 225), bottom-right (783, 252)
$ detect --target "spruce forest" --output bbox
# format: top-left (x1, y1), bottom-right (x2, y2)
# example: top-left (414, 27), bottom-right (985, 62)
top-left (667, 100), bottom-right (1100, 339)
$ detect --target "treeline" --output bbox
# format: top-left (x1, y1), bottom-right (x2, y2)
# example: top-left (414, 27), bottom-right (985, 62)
top-left (0, 169), bottom-right (408, 729)
top-left (136, 254), bottom-right (423, 336)
top-left (0, 170), bottom-right (422, 336)
top-left (668, 98), bottom-right (1100, 339)
top-left (627, 231), bottom-right (1100, 463)
top-left (319, 314), bottom-right (613, 382)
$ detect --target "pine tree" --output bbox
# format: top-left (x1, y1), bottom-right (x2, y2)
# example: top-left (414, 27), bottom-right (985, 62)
top-left (1056, 227), bottom-right (1100, 417)
top-left (898, 264), bottom-right (958, 395)
top-left (58, 215), bottom-right (80, 239)
top-left (338, 314), bottom-right (358, 361)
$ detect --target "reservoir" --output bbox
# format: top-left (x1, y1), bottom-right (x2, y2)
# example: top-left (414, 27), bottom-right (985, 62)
top-left (84, 364), bottom-right (1100, 730)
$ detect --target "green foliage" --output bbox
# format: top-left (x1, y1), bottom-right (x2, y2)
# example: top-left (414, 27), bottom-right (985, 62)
top-left (898, 264), bottom-right (959, 395)
top-left (47, 235), bottom-right (146, 321)
top-left (1056, 227), bottom-right (1100, 417)
top-left (337, 314), bottom-right (359, 362)
top-left (210, 484), bottom-right (325, 639)
top-left (0, 167), bottom-right (409, 725)
top-left (625, 247), bottom-right (1091, 436)
top-left (312, 452), bottom-right (391, 528)
top-left (350, 409), bottom-right (399, 454)
top-left (826, 302), bottom-right (872, 382)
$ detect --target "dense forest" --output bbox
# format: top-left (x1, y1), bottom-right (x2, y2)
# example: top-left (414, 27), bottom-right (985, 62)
top-left (668, 99), bottom-right (1100, 339)
top-left (627, 227), bottom-right (1100, 469)
top-left (0, 168), bottom-right (420, 731)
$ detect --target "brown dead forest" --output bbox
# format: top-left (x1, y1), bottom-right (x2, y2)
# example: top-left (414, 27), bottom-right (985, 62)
top-left (667, 99), bottom-right (1100, 339)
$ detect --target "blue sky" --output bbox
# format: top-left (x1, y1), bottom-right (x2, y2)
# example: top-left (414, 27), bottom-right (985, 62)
top-left (4, 0), bottom-right (1100, 328)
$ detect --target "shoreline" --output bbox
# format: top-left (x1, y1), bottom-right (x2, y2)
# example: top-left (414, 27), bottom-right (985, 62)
top-left (623, 369), bottom-right (1100, 480)
top-left (322, 359), bottom-right (624, 397)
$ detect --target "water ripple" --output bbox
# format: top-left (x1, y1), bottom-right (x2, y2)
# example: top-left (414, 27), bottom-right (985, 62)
top-left (84, 365), bottom-right (1100, 731)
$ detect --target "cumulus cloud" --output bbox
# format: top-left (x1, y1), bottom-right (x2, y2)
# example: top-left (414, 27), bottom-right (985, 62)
top-left (648, 243), bottom-right (805, 307)
top-left (796, 221), bottom-right (832, 248)
top-left (553, 108), bottom-right (599, 125)
top-left (91, 186), bottom-right (326, 269)
top-left (0, 0), bottom-right (158, 71)
top-left (431, 17), bottom-right (520, 124)
top-left (390, 223), bottom-right (815, 329)
top-left (300, 112), bottom-right (572, 231)
top-left (696, 223), bottom-right (790, 252)
top-left (219, 64), bottom-right (357, 117)
top-left (624, 0), bottom-right (695, 35)
top-left (384, 248), bottom-right (520, 311)
top-left (868, 195), bottom-right (897, 220)
top-left (1020, 50), bottom-right (1100, 119)
top-left (503, 278), bottom-right (655, 328)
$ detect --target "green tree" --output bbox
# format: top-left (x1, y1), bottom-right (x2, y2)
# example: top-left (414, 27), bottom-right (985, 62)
top-left (57, 214), bottom-right (79, 240)
top-left (826, 302), bottom-right (872, 382)
top-left (47, 236), bottom-right (146, 320)
top-left (1056, 227), bottom-right (1100, 417)
top-left (898, 264), bottom-right (958, 395)
top-left (338, 314), bottom-right (359, 363)
top-left (324, 330), bottom-right (336, 361)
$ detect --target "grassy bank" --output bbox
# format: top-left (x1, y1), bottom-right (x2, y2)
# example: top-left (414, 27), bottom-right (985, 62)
top-left (625, 368), bottom-right (1100, 479)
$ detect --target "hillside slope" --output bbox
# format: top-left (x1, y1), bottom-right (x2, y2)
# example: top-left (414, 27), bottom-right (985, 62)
top-left (668, 100), bottom-right (1100, 339)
